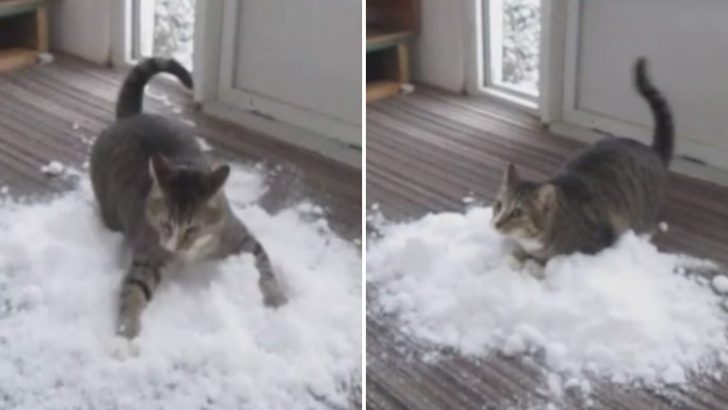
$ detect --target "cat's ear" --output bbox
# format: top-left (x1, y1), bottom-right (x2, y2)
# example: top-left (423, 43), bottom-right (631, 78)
top-left (535, 183), bottom-right (556, 213)
top-left (207, 164), bottom-right (230, 194)
top-left (149, 154), bottom-right (174, 187)
top-left (503, 163), bottom-right (520, 188)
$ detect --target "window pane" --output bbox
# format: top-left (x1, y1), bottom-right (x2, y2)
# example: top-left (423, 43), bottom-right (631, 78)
top-left (499, 0), bottom-right (540, 95)
top-left (153, 0), bottom-right (195, 70)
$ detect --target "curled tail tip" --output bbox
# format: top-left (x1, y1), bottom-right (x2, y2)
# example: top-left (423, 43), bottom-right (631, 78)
top-left (152, 57), bottom-right (193, 89)
top-left (634, 57), bottom-right (650, 90)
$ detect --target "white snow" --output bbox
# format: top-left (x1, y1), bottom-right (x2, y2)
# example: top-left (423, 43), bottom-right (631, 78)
top-left (0, 165), bottom-right (361, 409)
top-left (368, 207), bottom-right (728, 396)
top-left (195, 136), bottom-right (213, 152)
top-left (40, 161), bottom-right (65, 176)
top-left (712, 275), bottom-right (728, 294)
top-left (37, 52), bottom-right (54, 65)
top-left (296, 202), bottom-right (325, 216)
top-left (0, 186), bottom-right (8, 195)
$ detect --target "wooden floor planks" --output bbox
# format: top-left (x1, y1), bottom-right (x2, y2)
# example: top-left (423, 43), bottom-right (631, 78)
top-left (367, 87), bottom-right (728, 409)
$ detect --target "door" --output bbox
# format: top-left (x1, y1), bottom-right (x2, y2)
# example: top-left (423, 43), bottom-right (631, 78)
top-left (561, 0), bottom-right (728, 170)
top-left (217, 0), bottom-right (362, 146)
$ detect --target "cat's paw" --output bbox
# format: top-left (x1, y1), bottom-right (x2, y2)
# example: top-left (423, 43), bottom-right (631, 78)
top-left (116, 313), bottom-right (141, 339)
top-left (523, 259), bottom-right (545, 279)
top-left (505, 254), bottom-right (525, 271)
top-left (260, 278), bottom-right (287, 308)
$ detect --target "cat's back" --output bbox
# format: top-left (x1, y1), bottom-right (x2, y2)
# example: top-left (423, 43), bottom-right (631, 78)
top-left (562, 137), bottom-right (664, 178)
top-left (95, 114), bottom-right (200, 158)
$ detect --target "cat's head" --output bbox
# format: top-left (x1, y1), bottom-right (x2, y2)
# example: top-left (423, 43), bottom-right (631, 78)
top-left (145, 154), bottom-right (230, 255)
top-left (491, 163), bottom-right (556, 240)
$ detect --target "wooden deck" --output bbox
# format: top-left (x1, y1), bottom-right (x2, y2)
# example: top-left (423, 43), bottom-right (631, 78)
top-left (366, 87), bottom-right (728, 409)
top-left (0, 55), bottom-right (362, 408)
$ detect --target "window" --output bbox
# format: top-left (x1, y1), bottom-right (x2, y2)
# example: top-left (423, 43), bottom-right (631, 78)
top-left (131, 0), bottom-right (195, 70)
top-left (484, 0), bottom-right (541, 100)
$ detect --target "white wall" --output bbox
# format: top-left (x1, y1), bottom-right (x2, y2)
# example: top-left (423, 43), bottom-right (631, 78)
top-left (412, 0), bottom-right (468, 92)
top-left (49, 0), bottom-right (112, 64)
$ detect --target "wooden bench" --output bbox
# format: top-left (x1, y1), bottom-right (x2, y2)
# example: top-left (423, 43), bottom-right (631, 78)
top-left (366, 0), bottom-right (419, 103)
top-left (0, 0), bottom-right (49, 73)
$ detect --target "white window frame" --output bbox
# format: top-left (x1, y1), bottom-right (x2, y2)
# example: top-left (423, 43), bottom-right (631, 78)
top-left (130, 0), bottom-right (156, 62)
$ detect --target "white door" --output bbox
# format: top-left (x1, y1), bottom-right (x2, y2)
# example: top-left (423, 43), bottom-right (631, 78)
top-left (217, 0), bottom-right (362, 147)
top-left (561, 0), bottom-right (728, 170)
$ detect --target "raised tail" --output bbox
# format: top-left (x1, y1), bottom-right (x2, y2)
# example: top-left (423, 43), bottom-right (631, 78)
top-left (634, 57), bottom-right (674, 165)
top-left (116, 58), bottom-right (193, 119)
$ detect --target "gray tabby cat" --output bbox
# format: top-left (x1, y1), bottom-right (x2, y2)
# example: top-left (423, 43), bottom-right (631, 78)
top-left (492, 58), bottom-right (674, 264)
top-left (90, 58), bottom-right (287, 339)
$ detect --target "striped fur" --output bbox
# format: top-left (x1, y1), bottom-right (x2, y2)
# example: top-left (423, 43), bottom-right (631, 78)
top-left (493, 58), bottom-right (674, 263)
top-left (116, 58), bottom-right (193, 119)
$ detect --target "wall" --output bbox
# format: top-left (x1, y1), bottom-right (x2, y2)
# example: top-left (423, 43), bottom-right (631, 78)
top-left (411, 0), bottom-right (468, 92)
top-left (49, 0), bottom-right (112, 64)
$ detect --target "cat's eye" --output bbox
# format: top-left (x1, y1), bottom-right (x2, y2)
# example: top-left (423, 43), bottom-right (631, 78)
top-left (161, 222), bottom-right (172, 235)
top-left (184, 226), bottom-right (200, 239)
top-left (511, 208), bottom-right (523, 218)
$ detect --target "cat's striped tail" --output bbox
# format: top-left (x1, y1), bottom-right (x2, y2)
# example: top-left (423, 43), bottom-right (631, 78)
top-left (116, 57), bottom-right (193, 119)
top-left (634, 57), bottom-right (674, 165)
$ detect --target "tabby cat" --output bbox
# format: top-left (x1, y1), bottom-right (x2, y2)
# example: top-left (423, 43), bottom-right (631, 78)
top-left (492, 58), bottom-right (674, 264)
top-left (90, 58), bottom-right (287, 339)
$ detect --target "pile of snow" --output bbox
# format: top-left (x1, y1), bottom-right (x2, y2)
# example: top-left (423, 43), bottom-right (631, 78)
top-left (0, 165), bottom-right (361, 409)
top-left (40, 161), bottom-right (65, 176)
top-left (368, 207), bottom-right (728, 395)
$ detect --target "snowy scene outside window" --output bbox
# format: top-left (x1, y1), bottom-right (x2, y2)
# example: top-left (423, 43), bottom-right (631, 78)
top-left (134, 0), bottom-right (195, 70)
top-left (153, 0), bottom-right (195, 70)
top-left (487, 0), bottom-right (540, 97)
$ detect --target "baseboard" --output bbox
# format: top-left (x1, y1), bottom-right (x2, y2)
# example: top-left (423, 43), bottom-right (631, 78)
top-left (203, 101), bottom-right (362, 170)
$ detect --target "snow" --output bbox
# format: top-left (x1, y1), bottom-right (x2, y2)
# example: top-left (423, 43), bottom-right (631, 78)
top-left (195, 136), bottom-right (213, 152)
top-left (712, 275), bottom-right (728, 294)
top-left (368, 207), bottom-right (728, 397)
top-left (0, 164), bottom-right (361, 409)
top-left (154, 0), bottom-right (195, 71)
top-left (37, 52), bottom-right (54, 65)
top-left (0, 186), bottom-right (8, 195)
top-left (40, 161), bottom-right (65, 176)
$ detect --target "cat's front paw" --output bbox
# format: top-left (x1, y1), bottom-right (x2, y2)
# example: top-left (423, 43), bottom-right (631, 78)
top-left (259, 278), bottom-right (287, 308)
top-left (505, 254), bottom-right (525, 271)
top-left (523, 259), bottom-right (546, 279)
top-left (117, 312), bottom-right (141, 339)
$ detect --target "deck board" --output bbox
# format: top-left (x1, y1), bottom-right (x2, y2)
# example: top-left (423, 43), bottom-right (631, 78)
top-left (366, 87), bottom-right (728, 409)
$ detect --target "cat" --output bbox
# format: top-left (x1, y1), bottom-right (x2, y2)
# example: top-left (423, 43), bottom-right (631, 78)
top-left (90, 58), bottom-right (287, 339)
top-left (492, 57), bottom-right (674, 265)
